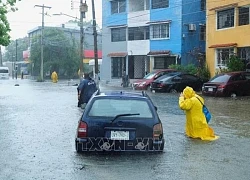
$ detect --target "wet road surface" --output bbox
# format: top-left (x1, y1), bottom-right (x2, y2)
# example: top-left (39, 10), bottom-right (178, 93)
top-left (0, 79), bottom-right (250, 180)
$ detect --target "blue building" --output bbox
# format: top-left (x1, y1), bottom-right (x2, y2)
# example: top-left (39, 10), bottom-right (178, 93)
top-left (101, 0), bottom-right (206, 82)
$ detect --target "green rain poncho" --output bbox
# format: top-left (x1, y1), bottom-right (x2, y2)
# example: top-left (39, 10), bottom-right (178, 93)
top-left (179, 86), bottom-right (219, 141)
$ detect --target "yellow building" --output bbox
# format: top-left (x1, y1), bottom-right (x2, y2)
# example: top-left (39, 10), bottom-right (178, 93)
top-left (206, 0), bottom-right (250, 76)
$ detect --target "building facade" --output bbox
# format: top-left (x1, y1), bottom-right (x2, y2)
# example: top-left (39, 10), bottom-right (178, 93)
top-left (101, 0), bottom-right (206, 82)
top-left (207, 0), bottom-right (250, 76)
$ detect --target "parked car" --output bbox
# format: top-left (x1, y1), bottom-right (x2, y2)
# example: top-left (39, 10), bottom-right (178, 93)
top-left (132, 69), bottom-right (177, 90)
top-left (75, 91), bottom-right (165, 152)
top-left (202, 71), bottom-right (250, 97)
top-left (150, 72), bottom-right (205, 93)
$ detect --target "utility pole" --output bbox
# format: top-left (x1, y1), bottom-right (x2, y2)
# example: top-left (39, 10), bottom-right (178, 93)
top-left (35, 4), bottom-right (51, 81)
top-left (79, 0), bottom-right (88, 80)
top-left (91, 0), bottom-right (99, 85)
top-left (15, 39), bottom-right (18, 79)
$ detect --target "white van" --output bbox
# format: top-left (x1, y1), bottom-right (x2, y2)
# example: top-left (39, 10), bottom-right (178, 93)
top-left (0, 66), bottom-right (10, 79)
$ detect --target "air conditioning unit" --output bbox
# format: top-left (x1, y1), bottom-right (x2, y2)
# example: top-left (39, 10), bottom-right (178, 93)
top-left (188, 24), bottom-right (196, 31)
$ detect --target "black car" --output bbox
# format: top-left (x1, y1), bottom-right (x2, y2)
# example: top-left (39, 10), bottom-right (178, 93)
top-left (150, 72), bottom-right (204, 93)
top-left (75, 91), bottom-right (165, 152)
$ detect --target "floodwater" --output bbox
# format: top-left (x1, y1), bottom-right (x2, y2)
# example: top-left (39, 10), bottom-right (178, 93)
top-left (0, 79), bottom-right (250, 180)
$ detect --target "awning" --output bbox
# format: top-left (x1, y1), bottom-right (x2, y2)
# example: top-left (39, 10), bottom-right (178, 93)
top-left (209, 43), bottom-right (237, 48)
top-left (147, 50), bottom-right (171, 56)
top-left (107, 24), bottom-right (127, 28)
top-left (209, 3), bottom-right (238, 11)
top-left (146, 20), bottom-right (172, 25)
top-left (107, 52), bottom-right (127, 57)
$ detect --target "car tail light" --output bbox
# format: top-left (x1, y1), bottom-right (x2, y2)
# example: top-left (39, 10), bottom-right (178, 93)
top-left (153, 123), bottom-right (163, 139)
top-left (77, 121), bottom-right (87, 138)
top-left (218, 84), bottom-right (226, 91)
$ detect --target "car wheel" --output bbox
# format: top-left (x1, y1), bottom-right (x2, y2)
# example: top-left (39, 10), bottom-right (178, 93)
top-left (230, 92), bottom-right (237, 98)
top-left (169, 88), bottom-right (177, 93)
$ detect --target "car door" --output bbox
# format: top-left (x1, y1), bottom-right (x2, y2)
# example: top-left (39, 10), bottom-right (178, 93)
top-left (242, 72), bottom-right (250, 95)
top-left (228, 74), bottom-right (246, 96)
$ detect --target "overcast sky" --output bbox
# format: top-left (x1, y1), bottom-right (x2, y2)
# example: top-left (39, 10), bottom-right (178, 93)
top-left (7, 0), bottom-right (103, 40)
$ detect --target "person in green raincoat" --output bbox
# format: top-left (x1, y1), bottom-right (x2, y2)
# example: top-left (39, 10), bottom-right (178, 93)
top-left (51, 71), bottom-right (58, 83)
top-left (179, 86), bottom-right (219, 141)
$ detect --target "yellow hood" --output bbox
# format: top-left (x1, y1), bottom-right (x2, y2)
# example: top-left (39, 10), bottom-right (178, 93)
top-left (183, 86), bottom-right (196, 99)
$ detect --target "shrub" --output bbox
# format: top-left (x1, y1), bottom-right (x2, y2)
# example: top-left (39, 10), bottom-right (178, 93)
top-left (169, 64), bottom-right (197, 75)
top-left (227, 55), bottom-right (245, 71)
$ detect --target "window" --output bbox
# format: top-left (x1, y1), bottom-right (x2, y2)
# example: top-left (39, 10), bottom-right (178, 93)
top-left (201, 0), bottom-right (206, 11)
top-left (200, 25), bottom-right (206, 41)
top-left (217, 8), bottom-right (235, 29)
top-left (129, 0), bottom-right (149, 12)
top-left (111, 27), bottom-right (126, 42)
top-left (154, 56), bottom-right (176, 69)
top-left (239, 6), bottom-right (250, 26)
top-left (151, 23), bottom-right (170, 39)
top-left (128, 26), bottom-right (149, 41)
top-left (216, 48), bottom-right (234, 67)
top-left (88, 99), bottom-right (153, 118)
top-left (237, 47), bottom-right (250, 62)
top-left (111, 0), bottom-right (126, 14)
top-left (152, 0), bottom-right (169, 9)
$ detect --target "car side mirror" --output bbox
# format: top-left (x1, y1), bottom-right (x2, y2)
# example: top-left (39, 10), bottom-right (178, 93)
top-left (154, 106), bottom-right (158, 111)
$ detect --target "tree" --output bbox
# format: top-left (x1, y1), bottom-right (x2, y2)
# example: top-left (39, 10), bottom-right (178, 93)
top-left (30, 28), bottom-right (80, 79)
top-left (0, 0), bottom-right (21, 46)
top-left (2, 37), bottom-right (29, 62)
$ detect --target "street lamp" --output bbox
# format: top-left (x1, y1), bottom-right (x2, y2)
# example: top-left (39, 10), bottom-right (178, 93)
top-left (52, 12), bottom-right (79, 20)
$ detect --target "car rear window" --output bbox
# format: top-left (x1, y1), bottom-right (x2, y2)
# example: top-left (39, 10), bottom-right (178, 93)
top-left (210, 74), bottom-right (231, 83)
top-left (88, 99), bottom-right (153, 118)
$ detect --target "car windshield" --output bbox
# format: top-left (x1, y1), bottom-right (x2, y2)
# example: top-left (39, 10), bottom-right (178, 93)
top-left (88, 98), bottom-right (153, 118)
top-left (0, 69), bottom-right (8, 73)
top-left (143, 72), bottom-right (157, 79)
top-left (210, 74), bottom-right (231, 83)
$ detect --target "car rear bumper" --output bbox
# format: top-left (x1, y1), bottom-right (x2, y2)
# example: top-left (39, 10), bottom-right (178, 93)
top-left (76, 138), bottom-right (164, 152)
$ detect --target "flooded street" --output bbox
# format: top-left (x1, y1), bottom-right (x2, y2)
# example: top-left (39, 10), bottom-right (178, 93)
top-left (0, 79), bottom-right (250, 180)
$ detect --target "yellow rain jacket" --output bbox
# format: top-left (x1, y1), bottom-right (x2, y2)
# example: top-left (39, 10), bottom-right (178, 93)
top-left (179, 86), bottom-right (219, 141)
top-left (51, 71), bottom-right (58, 83)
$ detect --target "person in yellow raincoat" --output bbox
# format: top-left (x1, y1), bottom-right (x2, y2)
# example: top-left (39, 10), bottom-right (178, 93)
top-left (179, 86), bottom-right (219, 141)
top-left (51, 71), bottom-right (58, 83)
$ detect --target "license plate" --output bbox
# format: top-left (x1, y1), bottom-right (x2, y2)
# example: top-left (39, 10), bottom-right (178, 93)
top-left (208, 88), bottom-right (213, 92)
top-left (110, 131), bottom-right (129, 140)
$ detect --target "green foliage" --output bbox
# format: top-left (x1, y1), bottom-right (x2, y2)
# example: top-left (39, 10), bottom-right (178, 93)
top-left (227, 55), bottom-right (245, 72)
top-left (169, 63), bottom-right (210, 81)
top-left (197, 65), bottom-right (210, 81)
top-left (0, 0), bottom-right (21, 46)
top-left (3, 37), bottom-right (29, 62)
top-left (169, 64), bottom-right (197, 74)
top-left (30, 28), bottom-right (80, 79)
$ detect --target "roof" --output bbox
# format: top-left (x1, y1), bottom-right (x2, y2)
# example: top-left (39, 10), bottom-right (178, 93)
top-left (107, 52), bottom-right (127, 57)
top-left (147, 50), bottom-right (171, 56)
top-left (84, 50), bottom-right (102, 59)
top-left (96, 91), bottom-right (149, 98)
top-left (209, 43), bottom-right (237, 48)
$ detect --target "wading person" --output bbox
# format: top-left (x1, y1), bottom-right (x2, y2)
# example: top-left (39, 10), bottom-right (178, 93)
top-left (179, 86), bottom-right (219, 141)
top-left (51, 71), bottom-right (58, 83)
top-left (77, 73), bottom-right (97, 108)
